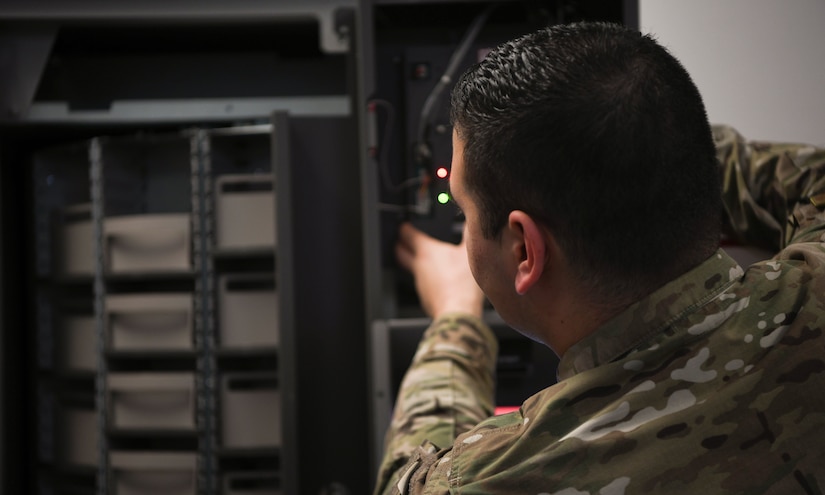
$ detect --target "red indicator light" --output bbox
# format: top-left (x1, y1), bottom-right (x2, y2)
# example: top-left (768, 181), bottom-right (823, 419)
top-left (436, 167), bottom-right (449, 179)
top-left (494, 406), bottom-right (520, 416)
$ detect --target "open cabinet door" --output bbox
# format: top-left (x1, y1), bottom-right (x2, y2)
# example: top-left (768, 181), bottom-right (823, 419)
top-left (272, 111), bottom-right (369, 495)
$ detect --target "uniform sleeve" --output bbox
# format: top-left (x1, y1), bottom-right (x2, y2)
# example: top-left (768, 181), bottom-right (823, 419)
top-left (714, 125), bottom-right (825, 251)
top-left (373, 313), bottom-right (498, 495)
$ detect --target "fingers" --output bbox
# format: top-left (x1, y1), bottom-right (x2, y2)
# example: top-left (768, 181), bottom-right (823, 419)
top-left (395, 236), bottom-right (414, 271)
top-left (397, 222), bottom-right (422, 252)
top-left (394, 221), bottom-right (483, 318)
top-left (395, 222), bottom-right (425, 271)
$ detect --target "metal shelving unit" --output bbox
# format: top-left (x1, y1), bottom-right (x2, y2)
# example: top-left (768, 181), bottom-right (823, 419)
top-left (30, 139), bottom-right (97, 495)
top-left (28, 127), bottom-right (284, 495)
top-left (207, 125), bottom-right (280, 495)
top-left (20, 107), bottom-right (370, 493)
top-left (1, 2), bottom-right (368, 492)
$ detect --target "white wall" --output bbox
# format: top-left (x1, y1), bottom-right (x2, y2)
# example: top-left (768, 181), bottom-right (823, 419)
top-left (639, 0), bottom-right (825, 146)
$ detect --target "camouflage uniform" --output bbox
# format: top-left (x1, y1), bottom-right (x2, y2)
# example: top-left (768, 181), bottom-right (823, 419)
top-left (374, 125), bottom-right (825, 495)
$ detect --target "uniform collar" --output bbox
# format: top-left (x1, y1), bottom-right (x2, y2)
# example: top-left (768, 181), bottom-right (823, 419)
top-left (557, 249), bottom-right (742, 381)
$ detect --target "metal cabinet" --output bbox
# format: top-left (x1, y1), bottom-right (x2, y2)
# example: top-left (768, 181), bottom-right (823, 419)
top-left (0, 1), bottom-right (637, 493)
top-left (0, 1), bottom-right (370, 491)
top-left (355, 0), bottom-right (635, 479)
top-left (21, 115), bottom-right (365, 495)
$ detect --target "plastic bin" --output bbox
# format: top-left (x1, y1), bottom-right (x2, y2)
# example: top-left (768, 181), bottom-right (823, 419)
top-left (61, 314), bottom-right (97, 372)
top-left (57, 203), bottom-right (94, 276)
top-left (215, 174), bottom-right (276, 250)
top-left (220, 373), bottom-right (280, 448)
top-left (218, 274), bottom-right (278, 349)
top-left (223, 472), bottom-right (280, 495)
top-left (110, 451), bottom-right (196, 495)
top-left (105, 213), bottom-right (190, 273)
top-left (106, 293), bottom-right (193, 351)
top-left (58, 405), bottom-right (98, 467)
top-left (108, 373), bottom-right (195, 431)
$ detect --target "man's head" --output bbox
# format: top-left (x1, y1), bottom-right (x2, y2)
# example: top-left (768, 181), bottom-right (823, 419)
top-left (450, 21), bottom-right (722, 308)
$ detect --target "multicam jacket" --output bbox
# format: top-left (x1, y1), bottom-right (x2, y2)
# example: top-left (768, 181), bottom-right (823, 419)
top-left (374, 125), bottom-right (825, 495)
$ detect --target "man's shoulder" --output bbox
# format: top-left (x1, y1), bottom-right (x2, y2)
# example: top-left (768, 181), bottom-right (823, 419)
top-left (449, 311), bottom-right (825, 492)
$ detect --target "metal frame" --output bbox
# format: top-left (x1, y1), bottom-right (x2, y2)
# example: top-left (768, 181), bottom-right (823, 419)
top-left (271, 112), bottom-right (298, 495)
top-left (23, 96), bottom-right (350, 125)
top-left (192, 129), bottom-right (217, 495)
top-left (0, 1), bottom-right (356, 125)
top-left (89, 137), bottom-right (109, 495)
top-left (0, 25), bottom-right (56, 121)
top-left (0, 0), bottom-right (356, 54)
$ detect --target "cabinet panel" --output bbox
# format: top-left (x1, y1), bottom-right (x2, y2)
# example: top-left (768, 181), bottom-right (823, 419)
top-left (357, 0), bottom-right (634, 483)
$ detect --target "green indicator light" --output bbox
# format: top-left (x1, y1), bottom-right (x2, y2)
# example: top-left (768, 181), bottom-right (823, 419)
top-left (437, 192), bottom-right (451, 204)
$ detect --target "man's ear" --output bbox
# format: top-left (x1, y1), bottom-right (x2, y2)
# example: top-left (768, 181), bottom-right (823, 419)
top-left (507, 210), bottom-right (546, 295)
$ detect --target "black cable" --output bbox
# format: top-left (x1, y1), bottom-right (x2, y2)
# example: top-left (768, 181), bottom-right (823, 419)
top-left (413, 3), bottom-right (499, 165)
top-left (369, 98), bottom-right (423, 193)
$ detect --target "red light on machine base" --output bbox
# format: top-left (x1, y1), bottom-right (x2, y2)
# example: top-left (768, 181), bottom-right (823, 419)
top-left (494, 406), bottom-right (520, 416)
top-left (436, 167), bottom-right (449, 179)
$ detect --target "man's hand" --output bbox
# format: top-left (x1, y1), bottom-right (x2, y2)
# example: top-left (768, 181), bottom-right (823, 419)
top-left (395, 222), bottom-right (486, 319)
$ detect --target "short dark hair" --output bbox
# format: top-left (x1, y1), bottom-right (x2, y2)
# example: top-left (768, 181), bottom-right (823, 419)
top-left (450, 21), bottom-right (722, 304)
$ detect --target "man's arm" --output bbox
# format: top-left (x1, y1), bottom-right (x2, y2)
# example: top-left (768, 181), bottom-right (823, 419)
top-left (373, 313), bottom-right (497, 495)
top-left (373, 223), bottom-right (494, 495)
top-left (715, 125), bottom-right (825, 251)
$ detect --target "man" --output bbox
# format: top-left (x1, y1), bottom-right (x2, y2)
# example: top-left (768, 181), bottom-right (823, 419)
top-left (375, 21), bottom-right (825, 495)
